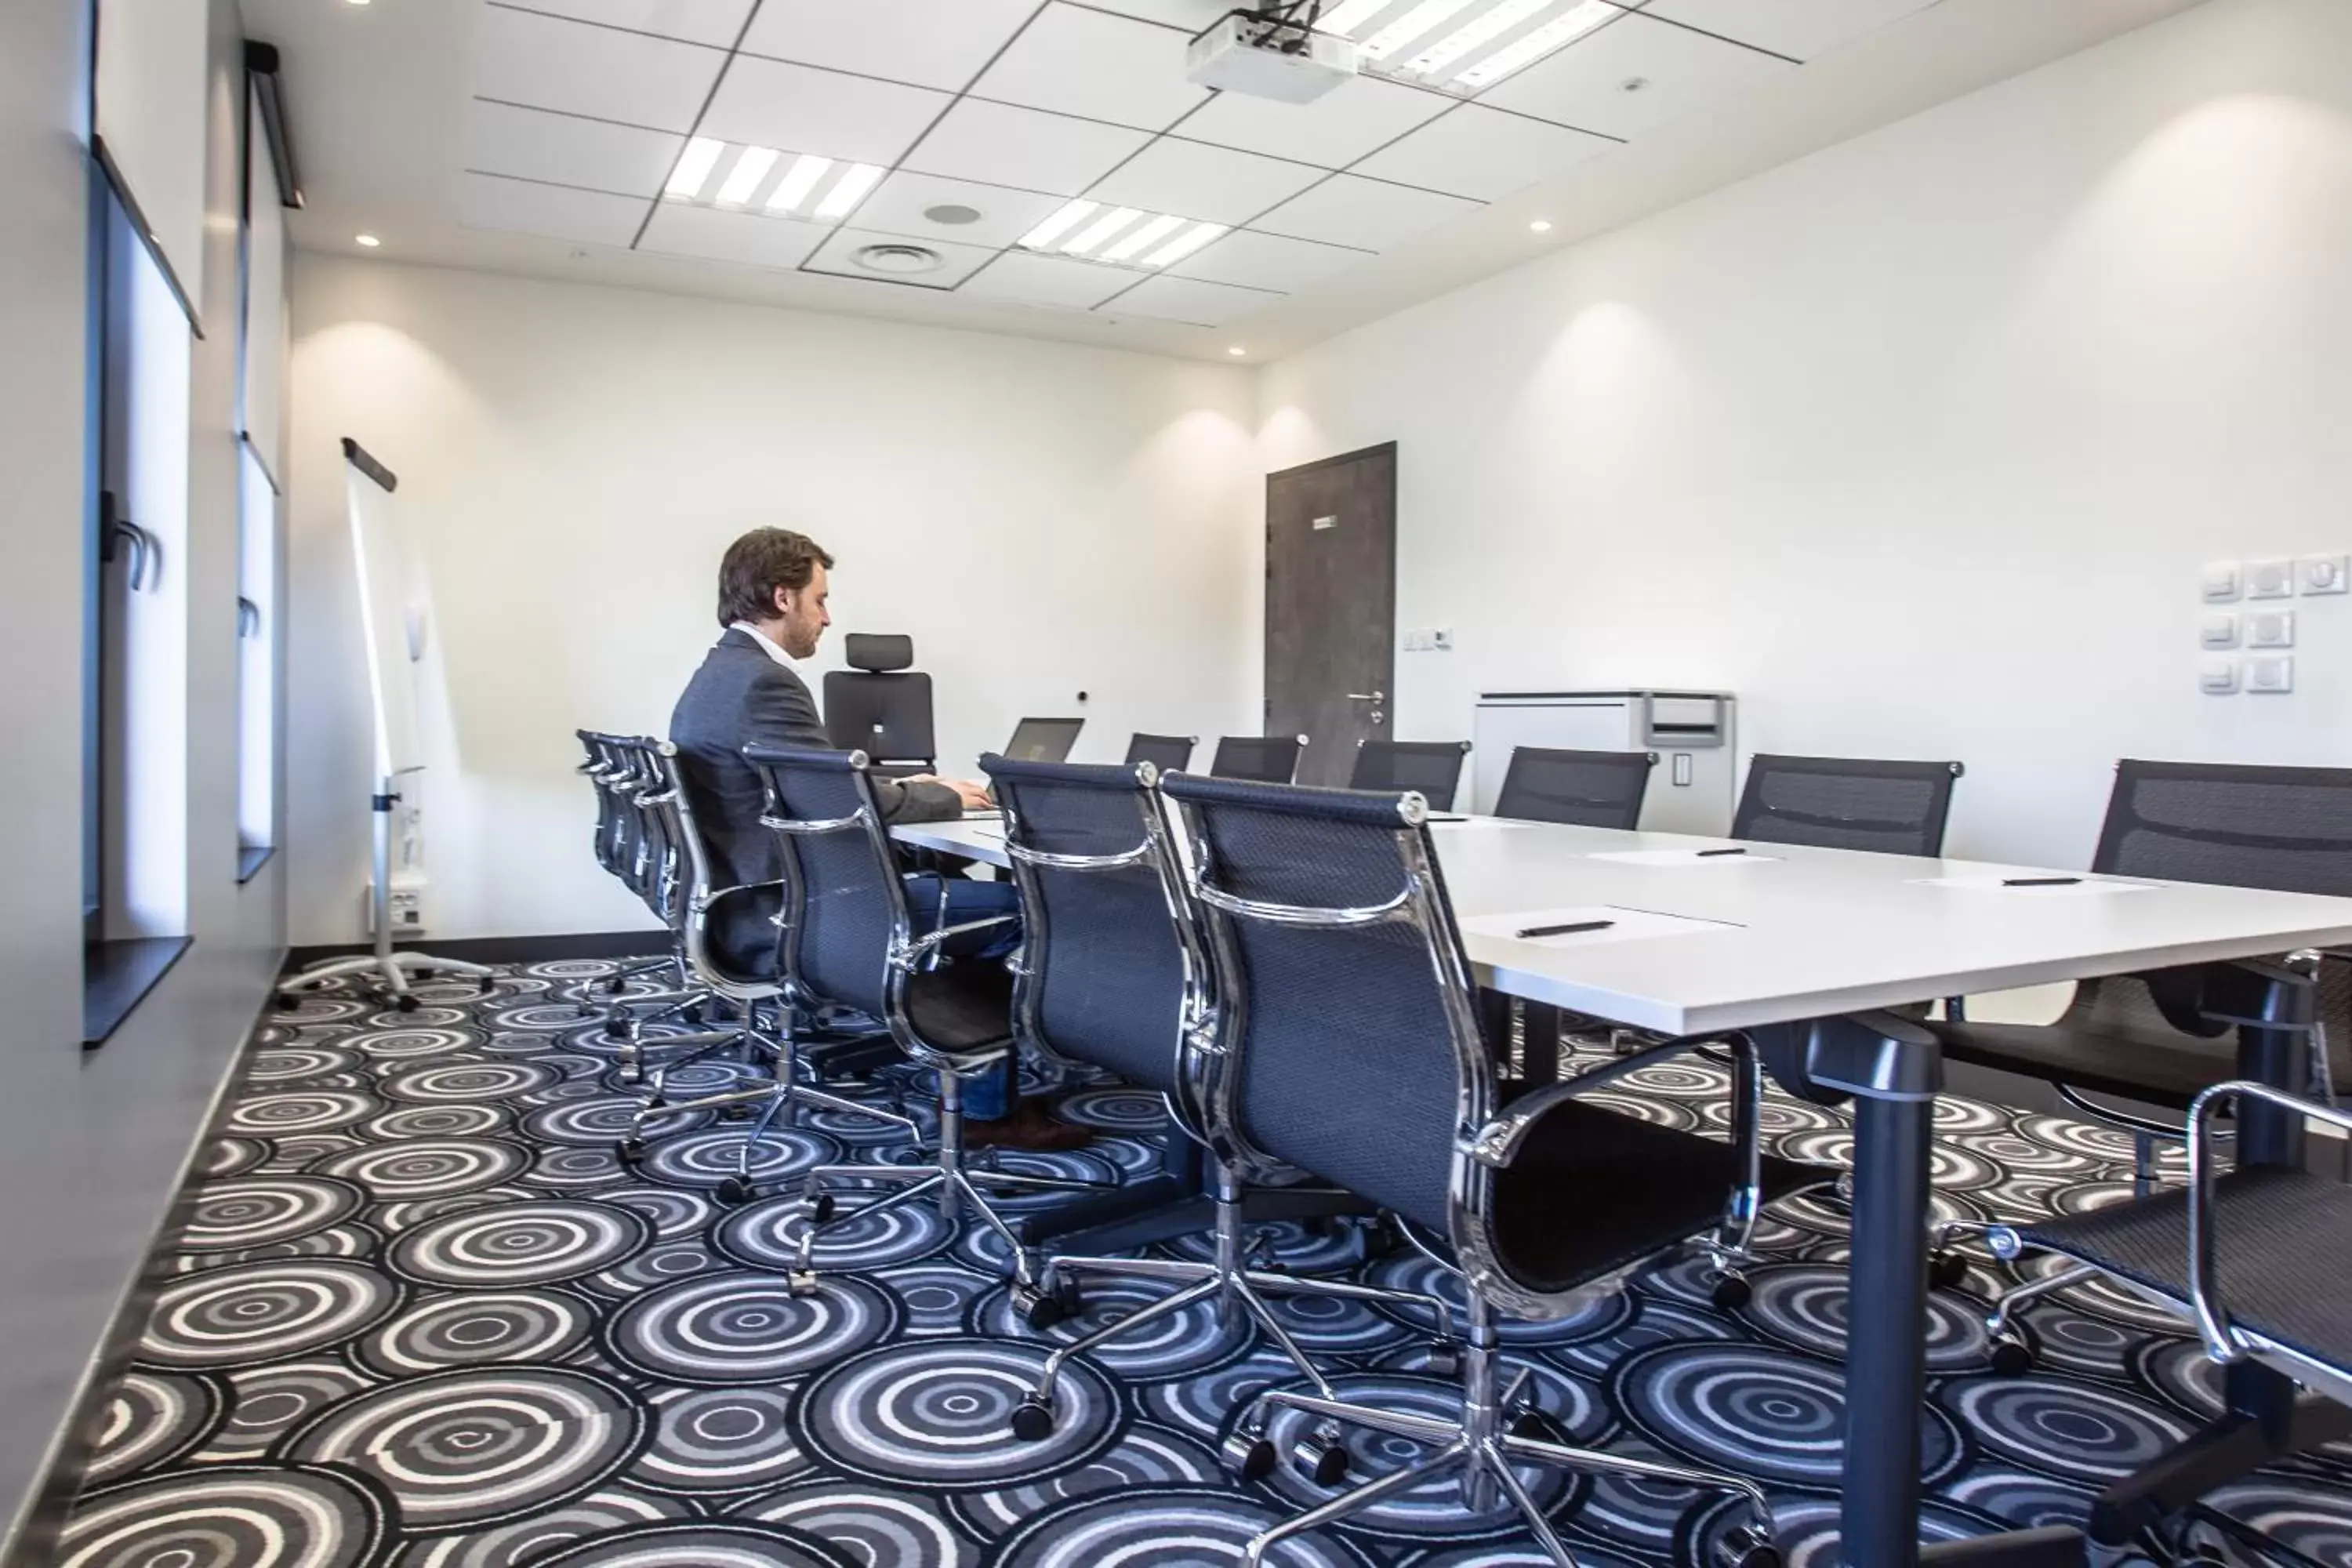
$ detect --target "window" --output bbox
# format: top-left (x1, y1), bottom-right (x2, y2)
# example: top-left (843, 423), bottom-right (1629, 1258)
top-left (236, 88), bottom-right (288, 881)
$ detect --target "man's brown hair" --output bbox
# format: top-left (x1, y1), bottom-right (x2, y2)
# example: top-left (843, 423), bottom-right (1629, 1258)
top-left (716, 528), bottom-right (834, 629)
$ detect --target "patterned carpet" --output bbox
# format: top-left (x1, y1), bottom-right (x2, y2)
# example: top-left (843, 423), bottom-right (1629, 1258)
top-left (52, 960), bottom-right (2352, 1567)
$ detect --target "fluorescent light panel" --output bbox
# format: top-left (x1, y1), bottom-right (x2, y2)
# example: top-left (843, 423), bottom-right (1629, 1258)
top-left (813, 162), bottom-right (884, 220)
top-left (1101, 212), bottom-right (1185, 263)
top-left (713, 145), bottom-right (777, 207)
top-left (1314, 0), bottom-right (1397, 35)
top-left (1019, 201), bottom-right (1098, 250)
top-left (1065, 206), bottom-right (1145, 256)
top-left (1403, 0), bottom-right (1550, 74)
top-left (664, 136), bottom-right (724, 198)
top-left (1454, 0), bottom-right (1621, 85)
top-left (1360, 0), bottom-right (1479, 60)
top-left (764, 154), bottom-right (832, 213)
top-left (1142, 220), bottom-right (1225, 268)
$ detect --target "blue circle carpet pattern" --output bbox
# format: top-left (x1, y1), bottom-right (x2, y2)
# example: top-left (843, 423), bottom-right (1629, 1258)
top-left (52, 962), bottom-right (2352, 1566)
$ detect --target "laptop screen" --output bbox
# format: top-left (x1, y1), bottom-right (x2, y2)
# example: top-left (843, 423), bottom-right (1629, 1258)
top-left (1004, 717), bottom-right (1084, 764)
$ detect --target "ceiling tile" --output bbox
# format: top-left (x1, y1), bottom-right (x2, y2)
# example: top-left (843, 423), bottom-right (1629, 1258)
top-left (1642, 0), bottom-right (1938, 62)
top-left (958, 250), bottom-right (1138, 310)
top-left (738, 0), bottom-right (1036, 91)
top-left (971, 4), bottom-right (1210, 131)
top-left (1100, 274), bottom-right (1282, 326)
top-left (1248, 172), bottom-right (1477, 250)
top-left (474, 5), bottom-right (724, 132)
top-left (1475, 11), bottom-right (1790, 140)
top-left (1349, 103), bottom-right (1614, 200)
top-left (903, 99), bottom-right (1152, 197)
top-left (1069, 0), bottom-right (1227, 28)
top-left (637, 201), bottom-right (832, 267)
top-left (1086, 139), bottom-right (1324, 227)
top-left (848, 171), bottom-right (1068, 250)
top-left (459, 172), bottom-right (652, 246)
top-left (505, 0), bottom-right (753, 48)
top-left (1169, 228), bottom-right (1367, 291)
top-left (803, 227), bottom-right (1001, 289)
top-left (464, 100), bottom-right (686, 198)
top-left (698, 55), bottom-right (951, 165)
top-left (1174, 74), bottom-right (1452, 169)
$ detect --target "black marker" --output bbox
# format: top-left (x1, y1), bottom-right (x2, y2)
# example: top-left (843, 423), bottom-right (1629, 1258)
top-left (1516, 920), bottom-right (1616, 939)
top-left (2002, 876), bottom-right (2082, 887)
top-left (1696, 848), bottom-right (1748, 858)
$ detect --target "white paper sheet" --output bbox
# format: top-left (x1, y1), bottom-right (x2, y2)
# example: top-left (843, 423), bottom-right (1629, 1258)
top-left (1458, 905), bottom-right (1741, 948)
top-left (1907, 874), bottom-right (2158, 898)
top-left (1585, 848), bottom-right (1781, 866)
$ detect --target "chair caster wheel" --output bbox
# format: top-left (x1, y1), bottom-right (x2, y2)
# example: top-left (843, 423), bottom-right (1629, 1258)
top-left (394, 994), bottom-right (419, 1013)
top-left (720, 1103), bottom-right (753, 1121)
top-left (1292, 1430), bottom-right (1349, 1486)
top-left (615, 1138), bottom-right (646, 1166)
top-left (602, 976), bottom-right (626, 996)
top-left (604, 1018), bottom-right (630, 1041)
top-left (1708, 1270), bottom-right (1751, 1311)
top-left (1988, 1332), bottom-right (2033, 1376)
top-left (1010, 1395), bottom-right (1055, 1441)
top-left (1014, 1283), bottom-right (1068, 1331)
top-left (786, 1269), bottom-right (819, 1298)
top-left (1508, 1406), bottom-right (1568, 1444)
top-left (715, 1176), bottom-right (754, 1205)
top-left (1929, 1250), bottom-right (1969, 1290)
top-left (1722, 1524), bottom-right (1782, 1568)
top-left (273, 992), bottom-right (296, 1010)
top-left (802, 1190), bottom-right (836, 1225)
top-left (1221, 1428), bottom-right (1276, 1483)
top-left (414, 967), bottom-right (435, 979)
top-left (1423, 1341), bottom-right (1461, 1377)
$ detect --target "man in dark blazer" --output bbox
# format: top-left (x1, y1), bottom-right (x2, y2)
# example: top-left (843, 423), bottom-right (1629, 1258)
top-left (670, 528), bottom-right (1086, 1152)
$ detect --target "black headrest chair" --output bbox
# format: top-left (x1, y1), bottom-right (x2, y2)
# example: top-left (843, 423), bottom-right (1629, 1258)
top-left (1157, 773), bottom-right (1817, 1566)
top-left (1733, 753), bottom-right (1965, 855)
top-left (1493, 746), bottom-right (1657, 829)
top-left (824, 633), bottom-right (935, 776)
top-left (981, 755), bottom-right (1452, 1451)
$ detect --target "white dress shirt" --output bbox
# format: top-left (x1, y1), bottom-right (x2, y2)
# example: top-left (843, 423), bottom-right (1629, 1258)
top-left (728, 620), bottom-right (796, 670)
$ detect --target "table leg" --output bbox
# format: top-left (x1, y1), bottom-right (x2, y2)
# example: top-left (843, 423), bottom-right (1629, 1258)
top-left (1842, 1089), bottom-right (1934, 1568)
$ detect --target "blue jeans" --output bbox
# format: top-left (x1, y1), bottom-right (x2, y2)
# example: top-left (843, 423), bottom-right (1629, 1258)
top-left (905, 873), bottom-right (1021, 1120)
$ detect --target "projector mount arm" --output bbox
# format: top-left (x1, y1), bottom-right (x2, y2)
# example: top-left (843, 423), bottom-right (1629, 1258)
top-left (1227, 0), bottom-right (1324, 53)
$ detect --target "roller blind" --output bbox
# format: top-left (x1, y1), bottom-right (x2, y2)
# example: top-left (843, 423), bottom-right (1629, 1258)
top-left (93, 0), bottom-right (209, 329)
top-left (242, 98), bottom-right (287, 490)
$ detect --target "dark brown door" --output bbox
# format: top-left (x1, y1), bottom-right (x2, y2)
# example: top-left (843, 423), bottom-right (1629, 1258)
top-left (1265, 444), bottom-right (1396, 789)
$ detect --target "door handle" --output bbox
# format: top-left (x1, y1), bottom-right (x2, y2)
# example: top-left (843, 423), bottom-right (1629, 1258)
top-left (1346, 691), bottom-right (1385, 703)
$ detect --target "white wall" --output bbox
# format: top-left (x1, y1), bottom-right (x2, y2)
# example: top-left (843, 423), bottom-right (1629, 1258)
top-left (1261, 0), bottom-right (2352, 869)
top-left (286, 260), bottom-right (1261, 943)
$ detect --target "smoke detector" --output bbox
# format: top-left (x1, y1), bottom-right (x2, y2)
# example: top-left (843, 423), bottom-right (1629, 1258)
top-left (853, 243), bottom-right (944, 274)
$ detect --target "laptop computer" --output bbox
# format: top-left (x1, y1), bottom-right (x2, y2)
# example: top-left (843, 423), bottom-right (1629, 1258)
top-left (1001, 717), bottom-right (1084, 764)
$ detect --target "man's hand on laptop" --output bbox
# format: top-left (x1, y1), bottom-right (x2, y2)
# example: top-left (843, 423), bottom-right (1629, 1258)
top-left (906, 775), bottom-right (993, 811)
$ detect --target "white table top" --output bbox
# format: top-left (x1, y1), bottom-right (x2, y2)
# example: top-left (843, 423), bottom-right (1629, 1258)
top-left (892, 815), bottom-right (2352, 1036)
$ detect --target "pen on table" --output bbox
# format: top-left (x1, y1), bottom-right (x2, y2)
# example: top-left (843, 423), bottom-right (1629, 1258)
top-left (2002, 876), bottom-right (2081, 887)
top-left (1695, 848), bottom-right (1748, 858)
top-left (1515, 919), bottom-right (1615, 939)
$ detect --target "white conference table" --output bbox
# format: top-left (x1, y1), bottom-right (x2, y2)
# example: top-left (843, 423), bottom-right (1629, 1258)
top-left (893, 810), bottom-right (2352, 1566)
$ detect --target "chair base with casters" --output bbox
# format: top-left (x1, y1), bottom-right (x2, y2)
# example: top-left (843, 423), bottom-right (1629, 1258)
top-left (1984, 1080), bottom-right (2352, 1563)
top-left (771, 1064), bottom-right (1107, 1304)
top-left (1007, 1160), bottom-right (1460, 1472)
top-left (275, 948), bottom-right (498, 1014)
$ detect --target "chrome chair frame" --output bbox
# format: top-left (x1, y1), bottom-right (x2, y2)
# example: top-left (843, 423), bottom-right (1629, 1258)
top-left (742, 746), bottom-right (1103, 1296)
top-left (572, 732), bottom-right (682, 1014)
top-left (1163, 783), bottom-right (1778, 1568)
top-left (991, 761), bottom-right (1454, 1454)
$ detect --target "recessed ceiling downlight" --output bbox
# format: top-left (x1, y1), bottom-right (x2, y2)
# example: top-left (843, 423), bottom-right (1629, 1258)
top-left (923, 204), bottom-right (982, 226)
top-left (855, 243), bottom-right (944, 275)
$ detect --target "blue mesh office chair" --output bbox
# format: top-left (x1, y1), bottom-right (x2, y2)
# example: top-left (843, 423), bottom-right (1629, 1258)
top-left (1492, 746), bottom-right (1655, 828)
top-left (1733, 753), bottom-right (1965, 855)
top-left (573, 731), bottom-right (685, 1018)
top-left (1348, 739), bottom-right (1471, 811)
top-left (620, 742), bottom-right (918, 1181)
top-left (1160, 773), bottom-right (1822, 1568)
top-left (982, 756), bottom-right (1453, 1466)
top-left (1210, 734), bottom-right (1308, 784)
top-left (823, 633), bottom-right (935, 777)
top-left (1125, 732), bottom-right (1197, 773)
top-left (741, 743), bottom-right (1103, 1306)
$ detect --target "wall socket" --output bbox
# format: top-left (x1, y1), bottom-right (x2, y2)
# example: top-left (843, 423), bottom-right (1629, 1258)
top-left (365, 874), bottom-right (430, 940)
top-left (1401, 627), bottom-right (1454, 652)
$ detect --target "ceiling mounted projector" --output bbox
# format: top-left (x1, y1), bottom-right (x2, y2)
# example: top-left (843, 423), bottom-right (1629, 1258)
top-left (1187, 9), bottom-right (1359, 103)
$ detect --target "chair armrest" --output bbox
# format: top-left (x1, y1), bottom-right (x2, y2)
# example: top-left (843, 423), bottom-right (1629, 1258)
top-left (898, 913), bottom-right (1020, 964)
top-left (2185, 1079), bottom-right (2352, 1364)
top-left (1464, 1035), bottom-right (1733, 1168)
top-left (692, 877), bottom-right (786, 914)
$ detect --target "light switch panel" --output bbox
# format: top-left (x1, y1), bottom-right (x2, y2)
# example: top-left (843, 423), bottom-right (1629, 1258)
top-left (2201, 561), bottom-right (2243, 602)
top-left (2199, 612), bottom-right (2240, 650)
top-left (2246, 609), bottom-right (2296, 648)
top-left (2246, 655), bottom-right (2295, 693)
top-left (2200, 658), bottom-right (2240, 695)
top-left (2248, 558), bottom-right (2296, 599)
top-left (2303, 554), bottom-right (2350, 595)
